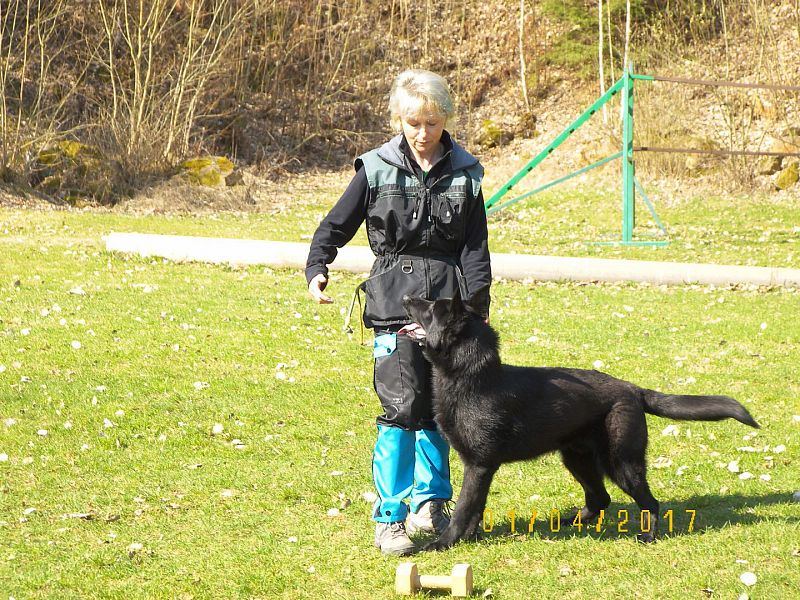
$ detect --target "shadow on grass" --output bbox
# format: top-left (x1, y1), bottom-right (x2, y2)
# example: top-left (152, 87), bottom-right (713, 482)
top-left (466, 491), bottom-right (799, 544)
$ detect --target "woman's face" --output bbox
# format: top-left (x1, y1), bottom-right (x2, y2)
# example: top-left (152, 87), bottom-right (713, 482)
top-left (400, 111), bottom-right (445, 161)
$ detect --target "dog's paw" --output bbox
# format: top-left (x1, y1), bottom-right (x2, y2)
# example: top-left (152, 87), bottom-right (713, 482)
top-left (422, 538), bottom-right (453, 552)
top-left (422, 540), bottom-right (445, 551)
top-left (636, 531), bottom-right (657, 544)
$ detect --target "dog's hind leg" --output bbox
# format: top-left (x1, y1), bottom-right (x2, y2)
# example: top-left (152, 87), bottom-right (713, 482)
top-left (423, 462), bottom-right (498, 551)
top-left (605, 405), bottom-right (660, 542)
top-left (559, 447), bottom-right (611, 525)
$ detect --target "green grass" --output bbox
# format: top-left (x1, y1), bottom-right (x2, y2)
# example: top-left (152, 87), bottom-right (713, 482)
top-left (1, 198), bottom-right (799, 599)
top-left (5, 179), bottom-right (796, 269)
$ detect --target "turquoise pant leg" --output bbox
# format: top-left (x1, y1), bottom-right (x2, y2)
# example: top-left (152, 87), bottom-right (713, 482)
top-left (410, 428), bottom-right (452, 513)
top-left (372, 425), bottom-right (415, 523)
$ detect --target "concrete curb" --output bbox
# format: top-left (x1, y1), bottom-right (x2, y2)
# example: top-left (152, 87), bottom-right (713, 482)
top-left (103, 232), bottom-right (800, 288)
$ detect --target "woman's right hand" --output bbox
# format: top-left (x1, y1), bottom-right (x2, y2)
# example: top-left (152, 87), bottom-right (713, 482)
top-left (308, 273), bottom-right (333, 304)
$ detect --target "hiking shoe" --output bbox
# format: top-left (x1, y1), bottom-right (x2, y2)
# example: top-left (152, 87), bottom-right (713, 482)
top-left (374, 521), bottom-right (416, 556)
top-left (406, 500), bottom-right (450, 535)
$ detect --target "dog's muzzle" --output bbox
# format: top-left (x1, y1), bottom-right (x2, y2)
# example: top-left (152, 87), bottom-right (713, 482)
top-left (398, 322), bottom-right (427, 341)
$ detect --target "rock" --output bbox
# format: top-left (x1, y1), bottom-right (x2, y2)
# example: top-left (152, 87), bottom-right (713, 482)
top-left (179, 156), bottom-right (235, 187)
top-left (514, 112), bottom-right (537, 138)
top-left (32, 140), bottom-right (115, 205)
top-left (477, 119), bottom-right (513, 148)
top-left (774, 161), bottom-right (798, 190)
top-left (225, 170), bottom-right (245, 187)
top-left (756, 155), bottom-right (782, 175)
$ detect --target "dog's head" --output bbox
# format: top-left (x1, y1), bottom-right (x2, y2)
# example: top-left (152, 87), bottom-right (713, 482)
top-left (401, 286), bottom-right (490, 358)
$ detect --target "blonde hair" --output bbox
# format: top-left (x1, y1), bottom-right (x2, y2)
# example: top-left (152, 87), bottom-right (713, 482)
top-left (389, 69), bottom-right (454, 132)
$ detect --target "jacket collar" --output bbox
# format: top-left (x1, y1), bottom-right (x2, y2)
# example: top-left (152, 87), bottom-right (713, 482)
top-left (376, 131), bottom-right (478, 176)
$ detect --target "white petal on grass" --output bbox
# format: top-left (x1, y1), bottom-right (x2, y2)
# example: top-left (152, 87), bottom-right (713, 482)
top-left (772, 444), bottom-right (786, 453)
top-left (63, 421), bottom-right (72, 429)
top-left (739, 572), bottom-right (757, 586)
top-left (103, 418), bottom-right (114, 428)
top-left (69, 287), bottom-right (86, 295)
top-left (329, 471), bottom-right (344, 477)
top-left (21, 329), bottom-right (30, 336)
top-left (759, 474), bottom-right (771, 481)
top-left (0, 365), bottom-right (6, 373)
top-left (23, 507), bottom-right (36, 515)
top-left (739, 472), bottom-right (754, 480)
top-left (71, 340), bottom-right (81, 350)
top-left (652, 456), bottom-right (672, 469)
top-left (326, 508), bottom-right (340, 517)
top-left (220, 489), bottom-right (235, 498)
top-left (592, 360), bottom-right (605, 369)
top-left (288, 536), bottom-right (298, 543)
top-left (127, 542), bottom-right (144, 557)
top-left (193, 381), bottom-right (209, 390)
top-left (37, 429), bottom-right (48, 437)
top-left (661, 425), bottom-right (679, 437)
top-left (0, 453), bottom-right (8, 462)
top-left (361, 491), bottom-right (378, 503)
top-left (3, 418), bottom-right (16, 427)
top-left (211, 423), bottom-right (224, 435)
top-left (727, 460), bottom-right (740, 473)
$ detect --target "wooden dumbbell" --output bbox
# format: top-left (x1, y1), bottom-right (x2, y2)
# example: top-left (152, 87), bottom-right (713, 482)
top-left (395, 562), bottom-right (473, 597)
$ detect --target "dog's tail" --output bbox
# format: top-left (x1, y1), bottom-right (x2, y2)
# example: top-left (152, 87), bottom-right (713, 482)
top-left (642, 390), bottom-right (759, 428)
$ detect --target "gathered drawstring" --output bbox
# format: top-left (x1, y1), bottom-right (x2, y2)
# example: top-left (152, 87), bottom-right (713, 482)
top-left (344, 280), bottom-right (366, 344)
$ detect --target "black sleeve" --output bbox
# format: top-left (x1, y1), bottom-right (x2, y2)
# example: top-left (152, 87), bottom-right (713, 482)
top-left (460, 187), bottom-right (492, 317)
top-left (304, 168), bottom-right (369, 284)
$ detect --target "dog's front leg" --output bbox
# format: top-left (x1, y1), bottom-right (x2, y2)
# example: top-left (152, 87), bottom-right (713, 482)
top-left (424, 463), bottom-right (498, 551)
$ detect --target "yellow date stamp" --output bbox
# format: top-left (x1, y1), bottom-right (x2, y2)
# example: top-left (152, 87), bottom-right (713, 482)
top-left (482, 508), bottom-right (696, 534)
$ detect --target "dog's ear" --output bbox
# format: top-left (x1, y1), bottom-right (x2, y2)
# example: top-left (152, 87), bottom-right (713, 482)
top-left (449, 288), bottom-right (464, 315)
top-left (465, 284), bottom-right (491, 318)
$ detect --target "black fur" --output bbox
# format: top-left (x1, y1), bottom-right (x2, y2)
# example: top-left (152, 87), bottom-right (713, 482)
top-left (402, 288), bottom-right (759, 550)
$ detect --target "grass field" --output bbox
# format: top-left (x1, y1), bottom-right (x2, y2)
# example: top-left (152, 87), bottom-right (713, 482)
top-left (1, 187), bottom-right (799, 598)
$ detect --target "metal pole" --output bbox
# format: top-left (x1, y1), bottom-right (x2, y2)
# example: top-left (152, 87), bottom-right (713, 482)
top-left (484, 77), bottom-right (625, 210)
top-left (487, 152), bottom-right (623, 216)
top-left (621, 63), bottom-right (635, 242)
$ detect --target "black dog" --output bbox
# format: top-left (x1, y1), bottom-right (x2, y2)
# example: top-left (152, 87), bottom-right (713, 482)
top-left (401, 288), bottom-right (759, 550)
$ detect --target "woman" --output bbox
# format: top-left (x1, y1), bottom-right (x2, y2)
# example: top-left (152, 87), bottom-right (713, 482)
top-left (305, 69), bottom-right (491, 555)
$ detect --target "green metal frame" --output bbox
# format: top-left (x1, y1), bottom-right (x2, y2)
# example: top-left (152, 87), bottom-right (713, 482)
top-left (486, 64), bottom-right (668, 246)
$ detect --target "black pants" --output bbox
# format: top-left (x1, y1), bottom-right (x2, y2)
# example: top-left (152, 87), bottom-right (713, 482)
top-left (373, 326), bottom-right (436, 430)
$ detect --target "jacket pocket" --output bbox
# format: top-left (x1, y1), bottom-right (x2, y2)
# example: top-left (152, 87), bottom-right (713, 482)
top-left (431, 191), bottom-right (466, 241)
top-left (427, 257), bottom-right (468, 300)
top-left (363, 258), bottom-right (426, 324)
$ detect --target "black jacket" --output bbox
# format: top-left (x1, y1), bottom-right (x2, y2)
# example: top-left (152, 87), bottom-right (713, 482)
top-left (306, 132), bottom-right (491, 327)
